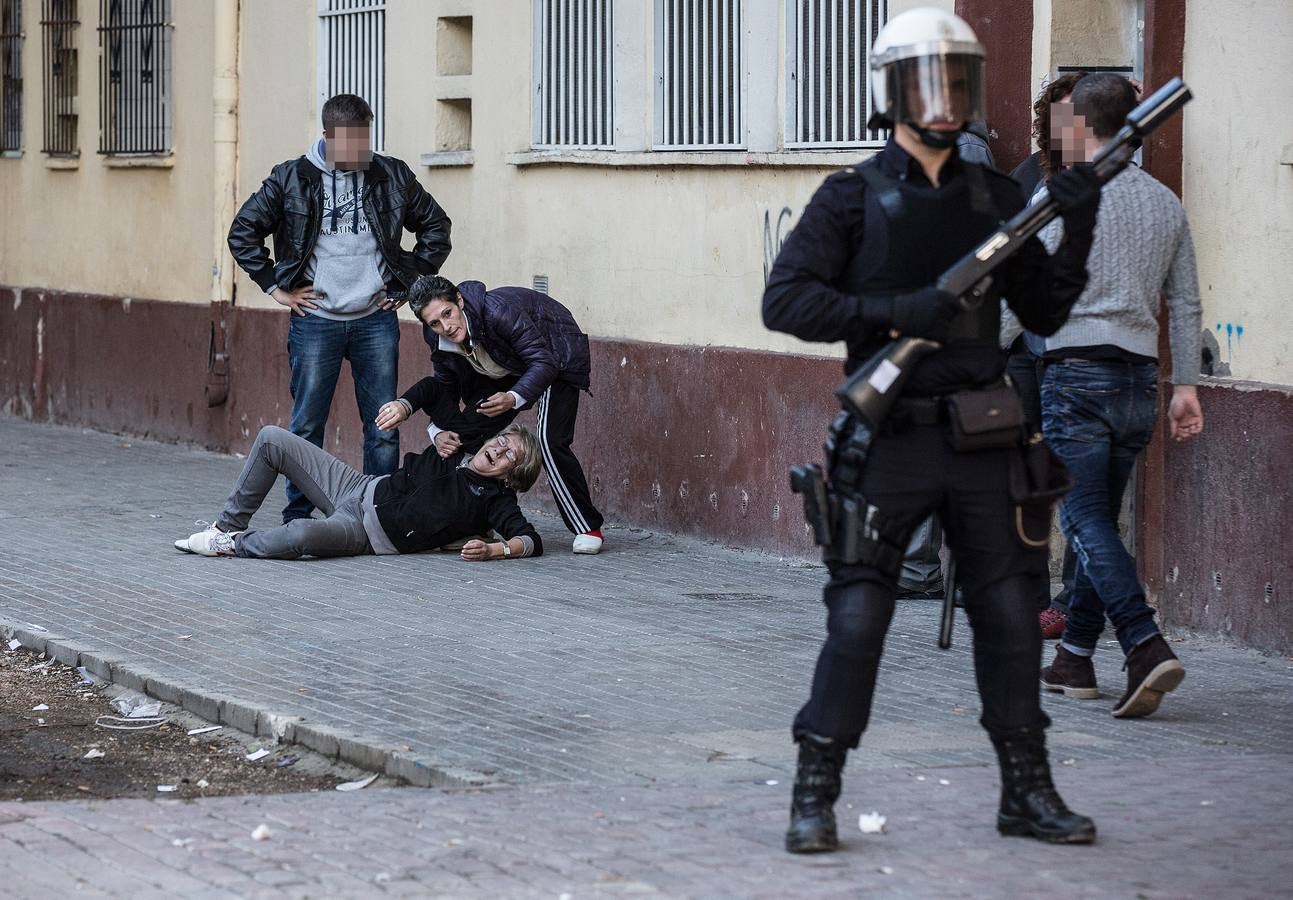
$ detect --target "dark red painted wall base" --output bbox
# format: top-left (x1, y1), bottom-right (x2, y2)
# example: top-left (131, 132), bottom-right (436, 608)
top-left (2, 288), bottom-right (1290, 653)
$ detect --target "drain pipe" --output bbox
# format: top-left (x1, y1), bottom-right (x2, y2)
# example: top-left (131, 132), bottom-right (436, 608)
top-left (207, 0), bottom-right (240, 408)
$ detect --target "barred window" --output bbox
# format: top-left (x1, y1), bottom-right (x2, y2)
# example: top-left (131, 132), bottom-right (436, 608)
top-left (1, 0), bottom-right (20, 152)
top-left (97, 0), bottom-right (173, 155)
top-left (41, 0), bottom-right (78, 155)
top-left (654, 0), bottom-right (744, 149)
top-left (533, 0), bottom-right (613, 149)
top-left (786, 0), bottom-right (887, 147)
top-left (317, 0), bottom-right (385, 151)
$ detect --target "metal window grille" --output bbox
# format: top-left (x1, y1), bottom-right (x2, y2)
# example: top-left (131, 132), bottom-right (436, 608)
top-left (534, 0), bottom-right (613, 149)
top-left (41, 0), bottom-right (78, 155)
top-left (97, 0), bottom-right (173, 154)
top-left (654, 0), bottom-right (743, 149)
top-left (318, 0), bottom-right (385, 151)
top-left (787, 0), bottom-right (887, 148)
top-left (0, 0), bottom-right (20, 151)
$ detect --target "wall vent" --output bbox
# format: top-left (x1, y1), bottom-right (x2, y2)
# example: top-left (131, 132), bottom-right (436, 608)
top-left (532, 274), bottom-right (550, 294)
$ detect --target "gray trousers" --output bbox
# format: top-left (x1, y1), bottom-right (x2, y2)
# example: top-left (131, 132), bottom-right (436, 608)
top-left (218, 426), bottom-right (375, 560)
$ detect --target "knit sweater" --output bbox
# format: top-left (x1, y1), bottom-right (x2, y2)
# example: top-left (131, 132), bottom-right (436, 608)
top-left (1038, 164), bottom-right (1202, 384)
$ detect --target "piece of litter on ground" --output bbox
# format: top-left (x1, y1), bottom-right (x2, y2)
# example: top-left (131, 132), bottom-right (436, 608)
top-left (858, 812), bottom-right (887, 834)
top-left (336, 773), bottom-right (379, 792)
top-left (157, 785), bottom-right (178, 793)
top-left (25, 624), bottom-right (48, 633)
top-left (128, 702), bottom-right (162, 719)
top-left (176, 635), bottom-right (192, 641)
top-left (879, 866), bottom-right (894, 875)
top-left (1200, 800), bottom-right (1215, 806)
top-left (245, 748), bottom-right (271, 761)
top-left (76, 666), bottom-right (95, 684)
top-left (1061, 758), bottom-right (1076, 766)
top-left (96, 715), bottom-right (166, 731)
top-left (938, 779), bottom-right (950, 786)
top-left (37, 718), bottom-right (46, 725)
top-left (83, 749), bottom-right (106, 760)
top-left (250, 824), bottom-right (272, 841)
top-left (764, 779), bottom-right (779, 786)
top-left (915, 775), bottom-right (926, 782)
top-left (374, 873), bottom-right (391, 884)
top-left (31, 704), bottom-right (49, 711)
top-left (149, 514), bottom-right (163, 519)
top-left (276, 756), bottom-right (300, 768)
top-left (171, 838), bottom-right (192, 847)
top-left (234, 452), bottom-right (246, 459)
top-left (6, 639), bottom-right (20, 651)
top-left (196, 779), bottom-right (210, 789)
top-left (188, 725), bottom-right (222, 736)
top-left (113, 693), bottom-right (163, 719)
top-left (28, 659), bottom-right (56, 671)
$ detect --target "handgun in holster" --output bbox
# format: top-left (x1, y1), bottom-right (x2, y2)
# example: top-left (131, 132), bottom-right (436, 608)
top-left (790, 463), bottom-right (832, 548)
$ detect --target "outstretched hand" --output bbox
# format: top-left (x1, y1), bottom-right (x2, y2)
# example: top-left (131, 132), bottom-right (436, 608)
top-left (460, 539), bottom-right (497, 562)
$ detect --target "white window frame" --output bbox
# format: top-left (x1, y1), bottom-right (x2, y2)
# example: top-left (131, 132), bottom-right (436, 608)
top-left (652, 0), bottom-right (746, 150)
top-left (784, 0), bottom-right (887, 149)
top-left (316, 0), bottom-right (386, 151)
top-left (533, 0), bottom-right (614, 150)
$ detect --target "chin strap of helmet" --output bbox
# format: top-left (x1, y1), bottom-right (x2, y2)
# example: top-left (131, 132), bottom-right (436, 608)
top-left (906, 120), bottom-right (965, 150)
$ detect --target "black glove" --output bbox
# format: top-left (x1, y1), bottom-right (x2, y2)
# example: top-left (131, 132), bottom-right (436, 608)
top-left (1048, 163), bottom-right (1102, 239)
top-left (890, 287), bottom-right (961, 342)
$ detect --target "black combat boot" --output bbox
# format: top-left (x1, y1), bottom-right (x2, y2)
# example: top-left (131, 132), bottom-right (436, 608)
top-left (990, 728), bottom-right (1096, 844)
top-left (785, 733), bottom-right (848, 853)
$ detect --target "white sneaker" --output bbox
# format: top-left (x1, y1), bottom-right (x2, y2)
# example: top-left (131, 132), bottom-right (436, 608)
top-left (175, 529), bottom-right (238, 557)
top-left (572, 532), bottom-right (603, 555)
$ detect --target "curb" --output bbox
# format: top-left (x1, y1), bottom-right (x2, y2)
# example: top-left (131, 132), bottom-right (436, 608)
top-left (2, 620), bottom-right (498, 790)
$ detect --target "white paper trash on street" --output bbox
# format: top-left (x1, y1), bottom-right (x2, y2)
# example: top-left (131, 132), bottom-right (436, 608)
top-left (336, 773), bottom-right (379, 792)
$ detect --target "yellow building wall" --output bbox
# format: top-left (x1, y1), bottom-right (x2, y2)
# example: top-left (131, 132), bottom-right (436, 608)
top-left (0, 0), bottom-right (215, 302)
top-left (1183, 0), bottom-right (1293, 386)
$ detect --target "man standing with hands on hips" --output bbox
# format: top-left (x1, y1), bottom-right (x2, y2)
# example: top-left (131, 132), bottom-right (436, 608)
top-left (228, 93), bottom-right (452, 524)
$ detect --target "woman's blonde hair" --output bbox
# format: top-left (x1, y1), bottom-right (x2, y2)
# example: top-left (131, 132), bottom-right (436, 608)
top-left (503, 424), bottom-right (543, 492)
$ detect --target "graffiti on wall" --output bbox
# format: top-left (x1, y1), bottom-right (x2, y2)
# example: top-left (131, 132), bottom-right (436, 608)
top-left (1201, 321), bottom-right (1245, 377)
top-left (762, 207), bottom-right (795, 283)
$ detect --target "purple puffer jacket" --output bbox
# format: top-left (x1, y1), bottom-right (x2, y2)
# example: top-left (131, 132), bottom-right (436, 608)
top-left (421, 281), bottom-right (591, 407)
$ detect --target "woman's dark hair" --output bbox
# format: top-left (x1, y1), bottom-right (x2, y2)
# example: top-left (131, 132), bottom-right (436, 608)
top-left (1035, 71), bottom-right (1088, 178)
top-left (321, 93), bottom-right (374, 130)
top-left (408, 275), bottom-right (460, 321)
top-left (1070, 73), bottom-right (1139, 141)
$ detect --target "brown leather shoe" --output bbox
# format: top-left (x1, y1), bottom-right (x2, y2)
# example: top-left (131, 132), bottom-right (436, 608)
top-left (1112, 634), bottom-right (1185, 719)
top-left (1041, 645), bottom-right (1100, 700)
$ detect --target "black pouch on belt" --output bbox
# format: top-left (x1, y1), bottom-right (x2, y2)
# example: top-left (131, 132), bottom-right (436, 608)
top-left (945, 380), bottom-right (1026, 451)
top-left (1008, 434), bottom-right (1074, 549)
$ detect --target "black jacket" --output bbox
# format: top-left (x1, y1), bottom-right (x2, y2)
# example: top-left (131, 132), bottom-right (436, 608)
top-left (416, 281), bottom-right (591, 410)
top-left (227, 154), bottom-right (452, 297)
top-left (372, 448), bottom-right (542, 556)
top-left (762, 139), bottom-right (1092, 393)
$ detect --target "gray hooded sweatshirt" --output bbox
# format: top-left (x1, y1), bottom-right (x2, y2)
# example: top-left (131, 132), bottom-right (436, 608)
top-left (302, 138), bottom-right (389, 320)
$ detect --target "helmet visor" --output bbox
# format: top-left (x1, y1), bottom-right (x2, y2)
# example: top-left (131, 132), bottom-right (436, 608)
top-left (887, 53), bottom-right (985, 128)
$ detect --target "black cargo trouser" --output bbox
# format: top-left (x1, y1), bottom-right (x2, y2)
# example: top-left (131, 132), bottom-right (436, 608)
top-left (793, 422), bottom-right (1051, 747)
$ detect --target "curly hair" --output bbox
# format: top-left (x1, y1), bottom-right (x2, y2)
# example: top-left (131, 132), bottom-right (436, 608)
top-left (408, 275), bottom-right (460, 322)
top-left (1034, 71), bottom-right (1089, 179)
top-left (503, 424), bottom-right (543, 493)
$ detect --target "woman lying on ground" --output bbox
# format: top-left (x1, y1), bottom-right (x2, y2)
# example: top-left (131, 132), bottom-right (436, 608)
top-left (173, 423), bottom-right (543, 561)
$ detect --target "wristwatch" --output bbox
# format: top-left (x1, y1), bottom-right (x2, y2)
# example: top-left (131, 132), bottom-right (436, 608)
top-left (501, 541), bottom-right (512, 559)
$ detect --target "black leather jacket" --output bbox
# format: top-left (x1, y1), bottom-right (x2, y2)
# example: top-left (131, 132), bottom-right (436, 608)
top-left (227, 154), bottom-right (452, 298)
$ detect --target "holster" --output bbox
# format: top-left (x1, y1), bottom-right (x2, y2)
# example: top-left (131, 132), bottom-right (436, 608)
top-left (1008, 433), bottom-right (1073, 548)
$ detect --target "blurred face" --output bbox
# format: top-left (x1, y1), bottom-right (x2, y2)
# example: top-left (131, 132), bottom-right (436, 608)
top-left (324, 125), bottom-right (372, 170)
top-left (1050, 99), bottom-right (1100, 165)
top-left (469, 433), bottom-right (525, 480)
top-left (417, 295), bottom-right (467, 344)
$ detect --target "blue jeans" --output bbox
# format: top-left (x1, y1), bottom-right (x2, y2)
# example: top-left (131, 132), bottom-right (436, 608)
top-left (284, 310), bottom-right (400, 523)
top-left (1041, 360), bottom-right (1160, 656)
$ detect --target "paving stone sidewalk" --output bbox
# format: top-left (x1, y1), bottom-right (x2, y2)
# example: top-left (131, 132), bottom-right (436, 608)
top-left (1, 417), bottom-right (1291, 897)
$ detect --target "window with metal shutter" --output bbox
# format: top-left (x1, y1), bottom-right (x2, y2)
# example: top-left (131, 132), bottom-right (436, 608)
top-left (654, 0), bottom-right (743, 150)
top-left (317, 0), bottom-right (386, 151)
top-left (786, 0), bottom-right (886, 148)
top-left (534, 0), bottom-right (613, 149)
top-left (97, 0), bottom-right (173, 155)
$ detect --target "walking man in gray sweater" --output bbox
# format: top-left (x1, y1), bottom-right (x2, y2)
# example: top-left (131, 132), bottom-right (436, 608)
top-left (1035, 74), bottom-right (1204, 718)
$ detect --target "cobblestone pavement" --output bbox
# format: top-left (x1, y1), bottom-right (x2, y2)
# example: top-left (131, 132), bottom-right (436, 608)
top-left (1, 417), bottom-right (1291, 897)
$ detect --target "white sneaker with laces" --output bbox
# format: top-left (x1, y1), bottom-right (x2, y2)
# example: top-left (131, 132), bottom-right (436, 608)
top-left (175, 529), bottom-right (238, 557)
top-left (572, 532), bottom-right (603, 555)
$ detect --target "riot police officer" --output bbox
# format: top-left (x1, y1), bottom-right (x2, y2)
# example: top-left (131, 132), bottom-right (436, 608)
top-left (763, 8), bottom-right (1102, 853)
